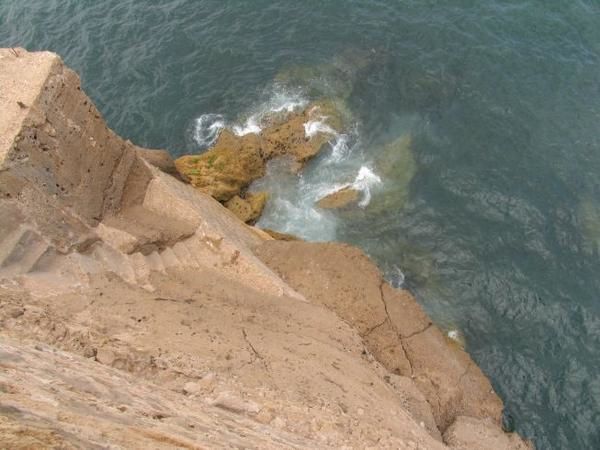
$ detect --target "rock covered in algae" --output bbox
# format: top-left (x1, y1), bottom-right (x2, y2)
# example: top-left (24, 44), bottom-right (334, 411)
top-left (175, 102), bottom-right (343, 202)
top-left (175, 130), bottom-right (264, 202)
top-left (316, 186), bottom-right (360, 209)
top-left (225, 192), bottom-right (268, 224)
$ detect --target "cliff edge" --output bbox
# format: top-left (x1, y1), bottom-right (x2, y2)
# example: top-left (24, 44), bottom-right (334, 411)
top-left (0, 48), bottom-right (531, 449)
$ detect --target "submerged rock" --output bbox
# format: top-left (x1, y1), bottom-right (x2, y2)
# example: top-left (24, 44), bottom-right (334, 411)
top-left (316, 186), bottom-right (360, 209)
top-left (275, 48), bottom-right (383, 100)
top-left (368, 133), bottom-right (417, 213)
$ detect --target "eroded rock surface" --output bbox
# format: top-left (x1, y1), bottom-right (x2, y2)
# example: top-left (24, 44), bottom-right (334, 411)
top-left (255, 242), bottom-right (507, 433)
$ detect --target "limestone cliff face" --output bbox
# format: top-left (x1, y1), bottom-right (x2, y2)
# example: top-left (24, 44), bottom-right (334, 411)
top-left (0, 48), bottom-right (532, 449)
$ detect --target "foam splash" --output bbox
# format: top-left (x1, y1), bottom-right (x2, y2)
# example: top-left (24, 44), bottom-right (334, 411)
top-left (232, 116), bottom-right (261, 136)
top-left (390, 265), bottom-right (406, 287)
top-left (446, 329), bottom-right (466, 348)
top-left (351, 166), bottom-right (382, 207)
top-left (193, 113), bottom-right (225, 148)
top-left (328, 134), bottom-right (350, 162)
top-left (251, 158), bottom-right (339, 241)
top-left (303, 120), bottom-right (336, 138)
top-left (192, 86), bottom-right (307, 145)
top-left (268, 89), bottom-right (307, 113)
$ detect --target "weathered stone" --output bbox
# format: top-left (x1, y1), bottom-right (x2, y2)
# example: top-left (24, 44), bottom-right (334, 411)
top-left (175, 130), bottom-right (264, 202)
top-left (255, 241), bottom-right (505, 433)
top-left (135, 147), bottom-right (178, 176)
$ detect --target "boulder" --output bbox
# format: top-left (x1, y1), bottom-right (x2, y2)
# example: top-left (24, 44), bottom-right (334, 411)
top-left (175, 130), bottom-right (264, 202)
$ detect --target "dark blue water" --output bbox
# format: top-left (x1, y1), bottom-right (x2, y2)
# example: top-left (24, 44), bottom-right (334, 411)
top-left (2, 2), bottom-right (600, 448)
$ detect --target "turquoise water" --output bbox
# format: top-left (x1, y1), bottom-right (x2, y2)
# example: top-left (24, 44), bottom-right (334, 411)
top-left (2, 1), bottom-right (600, 448)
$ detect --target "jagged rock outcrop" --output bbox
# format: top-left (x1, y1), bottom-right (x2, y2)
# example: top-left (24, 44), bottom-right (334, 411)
top-left (174, 101), bottom-right (342, 202)
top-left (0, 48), bottom-right (532, 449)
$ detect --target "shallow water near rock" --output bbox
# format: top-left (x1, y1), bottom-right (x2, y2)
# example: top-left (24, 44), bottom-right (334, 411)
top-left (2, 1), bottom-right (600, 448)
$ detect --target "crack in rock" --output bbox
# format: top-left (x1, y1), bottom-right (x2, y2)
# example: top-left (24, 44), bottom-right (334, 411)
top-left (241, 328), bottom-right (271, 377)
top-left (377, 280), bottom-right (414, 377)
top-left (401, 322), bottom-right (433, 340)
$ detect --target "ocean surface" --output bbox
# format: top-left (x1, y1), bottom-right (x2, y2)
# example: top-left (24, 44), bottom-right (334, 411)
top-left (2, 1), bottom-right (599, 448)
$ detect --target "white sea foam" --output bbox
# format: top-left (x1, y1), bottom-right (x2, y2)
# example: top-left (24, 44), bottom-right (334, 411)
top-left (268, 89), bottom-right (307, 113)
top-left (193, 86), bottom-right (307, 144)
top-left (351, 166), bottom-right (382, 207)
top-left (447, 330), bottom-right (460, 341)
top-left (328, 134), bottom-right (350, 162)
top-left (303, 119), bottom-right (336, 138)
top-left (193, 113), bottom-right (225, 148)
top-left (232, 87), bottom-right (307, 136)
top-left (394, 265), bottom-right (406, 287)
top-left (232, 116), bottom-right (262, 136)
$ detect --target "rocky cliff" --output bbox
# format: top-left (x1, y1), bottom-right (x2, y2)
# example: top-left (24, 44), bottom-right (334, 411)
top-left (0, 48), bottom-right (531, 449)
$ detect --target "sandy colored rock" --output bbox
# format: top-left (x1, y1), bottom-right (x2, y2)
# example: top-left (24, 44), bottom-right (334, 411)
top-left (385, 373), bottom-right (442, 441)
top-left (316, 186), bottom-right (360, 209)
top-left (256, 242), bottom-right (387, 335)
top-left (136, 147), bottom-right (179, 176)
top-left (444, 416), bottom-right (533, 450)
top-left (225, 192), bottom-right (268, 224)
top-left (255, 241), bottom-right (505, 433)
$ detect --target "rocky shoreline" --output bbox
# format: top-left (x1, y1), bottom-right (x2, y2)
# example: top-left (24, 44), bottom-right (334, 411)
top-left (0, 48), bottom-right (532, 449)
top-left (175, 100), bottom-right (347, 223)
